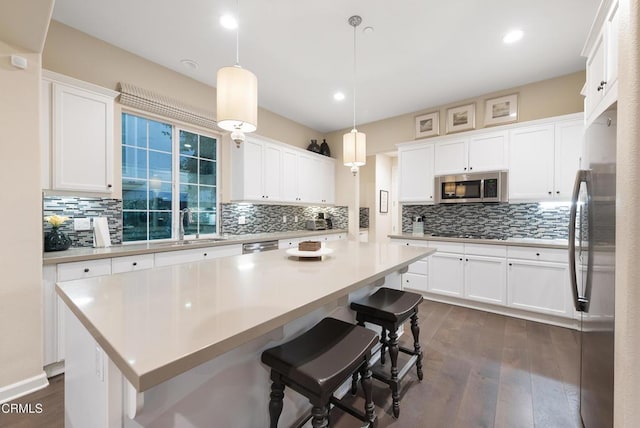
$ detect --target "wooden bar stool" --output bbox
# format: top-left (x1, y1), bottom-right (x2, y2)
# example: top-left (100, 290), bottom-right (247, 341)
top-left (349, 287), bottom-right (424, 418)
top-left (261, 317), bottom-right (378, 427)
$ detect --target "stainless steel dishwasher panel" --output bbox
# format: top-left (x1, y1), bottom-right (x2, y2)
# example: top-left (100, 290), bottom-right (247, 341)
top-left (242, 240), bottom-right (279, 254)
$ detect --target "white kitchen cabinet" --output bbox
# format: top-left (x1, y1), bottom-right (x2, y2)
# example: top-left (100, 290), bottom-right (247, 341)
top-left (318, 158), bottom-right (335, 204)
top-left (41, 71), bottom-right (118, 193)
top-left (507, 259), bottom-right (571, 317)
top-left (281, 148), bottom-right (299, 202)
top-left (434, 131), bottom-right (507, 175)
top-left (57, 258), bottom-right (113, 282)
top-left (398, 143), bottom-right (435, 202)
top-left (111, 254), bottom-right (154, 274)
top-left (428, 252), bottom-right (464, 297)
top-left (263, 142), bottom-right (282, 201)
top-left (43, 265), bottom-right (59, 368)
top-left (464, 255), bottom-right (506, 305)
top-left (154, 244), bottom-right (242, 267)
top-left (231, 137), bottom-right (279, 201)
top-left (583, 0), bottom-right (619, 125)
top-left (509, 120), bottom-right (582, 202)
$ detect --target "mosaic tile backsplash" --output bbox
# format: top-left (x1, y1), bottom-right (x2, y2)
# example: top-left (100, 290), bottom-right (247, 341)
top-left (360, 207), bottom-right (369, 228)
top-left (402, 203), bottom-right (571, 239)
top-left (220, 203), bottom-right (349, 235)
top-left (43, 197), bottom-right (123, 247)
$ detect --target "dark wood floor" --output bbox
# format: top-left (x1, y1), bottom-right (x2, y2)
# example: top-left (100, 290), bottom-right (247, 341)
top-left (0, 300), bottom-right (580, 428)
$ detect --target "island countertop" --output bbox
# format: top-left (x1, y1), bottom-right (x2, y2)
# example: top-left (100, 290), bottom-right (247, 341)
top-left (56, 240), bottom-right (435, 392)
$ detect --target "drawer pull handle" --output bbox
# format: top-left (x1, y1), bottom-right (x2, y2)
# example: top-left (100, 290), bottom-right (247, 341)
top-left (459, 258), bottom-right (463, 261)
top-left (83, 268), bottom-right (89, 273)
top-left (536, 253), bottom-right (540, 256)
top-left (132, 262), bottom-right (137, 266)
top-left (203, 253), bottom-right (208, 257)
top-left (509, 263), bottom-right (513, 266)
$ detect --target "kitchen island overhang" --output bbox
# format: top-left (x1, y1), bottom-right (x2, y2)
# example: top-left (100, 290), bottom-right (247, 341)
top-left (56, 241), bottom-right (435, 394)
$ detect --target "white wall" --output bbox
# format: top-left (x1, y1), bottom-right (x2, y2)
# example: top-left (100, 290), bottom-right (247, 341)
top-left (374, 154), bottom-right (393, 242)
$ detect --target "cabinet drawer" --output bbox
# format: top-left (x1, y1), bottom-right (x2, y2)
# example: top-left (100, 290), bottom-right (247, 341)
top-left (57, 258), bottom-right (112, 281)
top-left (112, 254), bottom-right (154, 274)
top-left (392, 239), bottom-right (429, 248)
top-left (408, 260), bottom-right (428, 275)
top-left (403, 272), bottom-right (428, 292)
top-left (507, 246), bottom-right (567, 263)
top-left (465, 243), bottom-right (507, 257)
top-left (429, 241), bottom-right (464, 253)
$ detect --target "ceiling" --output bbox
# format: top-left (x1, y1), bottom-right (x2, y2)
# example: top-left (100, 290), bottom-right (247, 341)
top-left (51, 0), bottom-right (600, 133)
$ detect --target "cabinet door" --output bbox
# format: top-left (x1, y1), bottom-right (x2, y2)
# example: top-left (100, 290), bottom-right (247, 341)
top-left (464, 255), bottom-right (506, 305)
top-left (241, 138), bottom-right (264, 200)
top-left (434, 139), bottom-right (467, 175)
top-left (318, 159), bottom-right (335, 204)
top-left (41, 80), bottom-right (52, 190)
top-left (398, 144), bottom-right (435, 202)
top-left (403, 272), bottom-right (428, 293)
top-left (43, 265), bottom-right (58, 366)
top-left (605, 1), bottom-right (619, 93)
top-left (508, 124), bottom-right (555, 201)
top-left (554, 120), bottom-right (583, 199)
top-left (428, 252), bottom-right (464, 297)
top-left (585, 33), bottom-right (605, 119)
top-left (262, 143), bottom-right (281, 201)
top-left (52, 83), bottom-right (114, 193)
top-left (298, 154), bottom-right (321, 203)
top-left (468, 131), bottom-right (507, 172)
top-left (281, 149), bottom-right (299, 202)
top-left (507, 260), bottom-right (571, 317)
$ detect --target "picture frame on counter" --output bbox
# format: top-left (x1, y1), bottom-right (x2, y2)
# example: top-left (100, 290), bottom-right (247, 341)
top-left (379, 190), bottom-right (389, 213)
top-left (484, 93), bottom-right (518, 126)
top-left (446, 103), bottom-right (475, 133)
top-left (415, 111), bottom-right (439, 138)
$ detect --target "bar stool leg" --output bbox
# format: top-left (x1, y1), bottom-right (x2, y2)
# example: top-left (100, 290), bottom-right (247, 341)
top-left (311, 405), bottom-right (329, 428)
top-left (268, 378), bottom-right (285, 428)
top-left (380, 328), bottom-right (387, 365)
top-left (388, 329), bottom-right (400, 418)
top-left (410, 312), bottom-right (424, 381)
top-left (360, 363), bottom-right (377, 427)
top-left (350, 371), bottom-right (359, 395)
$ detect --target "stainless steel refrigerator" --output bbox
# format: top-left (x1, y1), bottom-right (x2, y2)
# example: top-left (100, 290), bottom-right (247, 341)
top-left (569, 111), bottom-right (616, 428)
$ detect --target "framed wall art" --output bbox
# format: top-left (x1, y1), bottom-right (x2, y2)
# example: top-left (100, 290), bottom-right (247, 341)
top-left (379, 190), bottom-right (389, 213)
top-left (446, 103), bottom-right (475, 133)
top-left (415, 111), bottom-right (440, 139)
top-left (484, 93), bottom-right (518, 126)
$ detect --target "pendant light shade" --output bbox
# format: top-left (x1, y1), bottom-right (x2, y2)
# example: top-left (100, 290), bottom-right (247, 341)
top-left (216, 65), bottom-right (257, 133)
top-left (343, 129), bottom-right (366, 167)
top-left (343, 15), bottom-right (366, 174)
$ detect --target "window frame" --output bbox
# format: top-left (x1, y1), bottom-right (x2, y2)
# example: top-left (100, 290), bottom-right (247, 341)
top-left (121, 109), bottom-right (221, 244)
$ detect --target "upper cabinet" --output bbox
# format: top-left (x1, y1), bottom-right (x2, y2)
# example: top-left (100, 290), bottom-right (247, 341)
top-left (509, 119), bottom-right (583, 202)
top-left (434, 131), bottom-right (507, 176)
top-left (398, 143), bottom-right (435, 202)
top-left (231, 135), bottom-right (335, 205)
top-left (41, 71), bottom-right (118, 194)
top-left (583, 0), bottom-right (619, 125)
top-left (398, 113), bottom-right (583, 204)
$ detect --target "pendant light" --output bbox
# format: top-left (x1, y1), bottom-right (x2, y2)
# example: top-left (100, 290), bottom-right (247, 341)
top-left (216, 0), bottom-right (257, 147)
top-left (343, 15), bottom-right (366, 175)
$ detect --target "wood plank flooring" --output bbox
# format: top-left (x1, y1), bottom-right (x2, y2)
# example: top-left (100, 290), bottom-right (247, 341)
top-left (0, 300), bottom-right (580, 427)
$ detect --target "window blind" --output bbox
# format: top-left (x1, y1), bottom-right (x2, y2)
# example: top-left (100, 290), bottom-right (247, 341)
top-left (119, 82), bottom-right (218, 130)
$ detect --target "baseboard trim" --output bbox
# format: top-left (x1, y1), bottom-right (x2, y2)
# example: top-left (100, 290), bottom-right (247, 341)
top-left (0, 372), bottom-right (49, 404)
top-left (44, 361), bottom-right (65, 378)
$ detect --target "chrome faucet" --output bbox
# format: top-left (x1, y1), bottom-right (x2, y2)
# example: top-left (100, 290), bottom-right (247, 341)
top-left (179, 208), bottom-right (192, 241)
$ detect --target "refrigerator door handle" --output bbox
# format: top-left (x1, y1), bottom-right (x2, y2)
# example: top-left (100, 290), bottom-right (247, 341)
top-left (569, 170), bottom-right (590, 312)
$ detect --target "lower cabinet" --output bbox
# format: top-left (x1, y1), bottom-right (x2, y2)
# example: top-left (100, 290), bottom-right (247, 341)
top-left (507, 259), bottom-right (571, 317)
top-left (154, 244), bottom-right (242, 267)
top-left (393, 238), bottom-right (572, 324)
top-left (278, 232), bottom-right (346, 249)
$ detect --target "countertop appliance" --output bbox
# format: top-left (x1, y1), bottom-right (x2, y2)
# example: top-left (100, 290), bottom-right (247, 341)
top-left (305, 219), bottom-right (327, 230)
top-left (242, 240), bottom-right (279, 254)
top-left (569, 111), bottom-right (616, 428)
top-left (434, 171), bottom-right (508, 203)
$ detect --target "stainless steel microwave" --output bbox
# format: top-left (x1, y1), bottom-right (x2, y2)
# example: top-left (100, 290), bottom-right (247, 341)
top-left (434, 171), bottom-right (508, 203)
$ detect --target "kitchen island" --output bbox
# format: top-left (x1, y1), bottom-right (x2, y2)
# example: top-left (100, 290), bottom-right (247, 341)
top-left (56, 240), bottom-right (434, 427)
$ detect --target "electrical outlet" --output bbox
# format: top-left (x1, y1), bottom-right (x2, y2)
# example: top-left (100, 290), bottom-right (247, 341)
top-left (282, 216), bottom-right (287, 223)
top-left (74, 217), bottom-right (91, 231)
top-left (238, 216), bottom-right (246, 225)
top-left (294, 215), bottom-right (298, 222)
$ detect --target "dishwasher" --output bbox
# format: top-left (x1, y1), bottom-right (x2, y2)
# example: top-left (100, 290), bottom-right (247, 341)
top-left (242, 240), bottom-right (279, 254)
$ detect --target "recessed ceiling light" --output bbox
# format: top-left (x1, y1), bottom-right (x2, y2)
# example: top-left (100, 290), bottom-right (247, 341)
top-left (220, 14), bottom-right (238, 29)
top-left (180, 59), bottom-right (199, 70)
top-left (363, 26), bottom-right (374, 34)
top-left (503, 29), bottom-right (524, 44)
top-left (333, 92), bottom-right (345, 101)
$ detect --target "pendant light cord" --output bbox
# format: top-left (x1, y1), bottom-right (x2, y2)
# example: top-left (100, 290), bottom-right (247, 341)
top-left (352, 21), bottom-right (357, 131)
top-left (235, 0), bottom-right (240, 66)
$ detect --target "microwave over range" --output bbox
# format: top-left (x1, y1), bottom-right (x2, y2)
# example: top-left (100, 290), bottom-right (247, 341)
top-left (434, 171), bottom-right (508, 203)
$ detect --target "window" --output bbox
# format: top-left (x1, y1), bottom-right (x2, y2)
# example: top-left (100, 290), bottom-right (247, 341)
top-left (122, 113), bottom-right (218, 242)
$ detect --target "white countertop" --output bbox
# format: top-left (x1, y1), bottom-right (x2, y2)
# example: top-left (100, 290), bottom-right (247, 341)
top-left (43, 229), bottom-right (350, 265)
top-left (388, 233), bottom-right (568, 249)
top-left (56, 240), bottom-right (435, 392)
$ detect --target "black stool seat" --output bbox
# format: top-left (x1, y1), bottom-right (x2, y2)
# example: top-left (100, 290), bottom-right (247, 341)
top-left (350, 287), bottom-right (423, 323)
top-left (261, 317), bottom-right (378, 427)
top-left (350, 287), bottom-right (424, 419)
